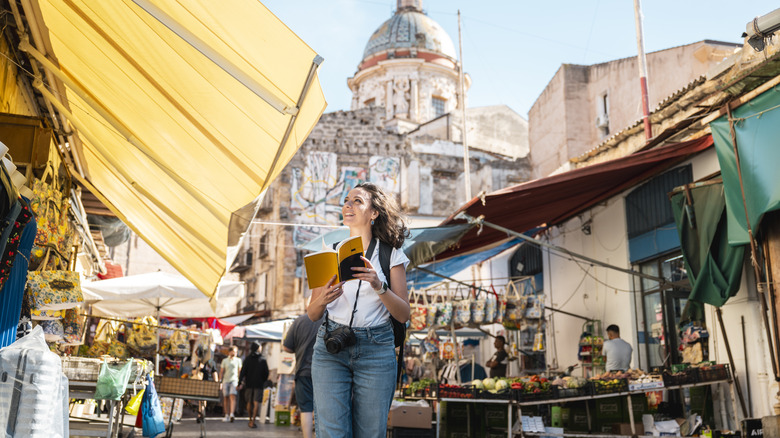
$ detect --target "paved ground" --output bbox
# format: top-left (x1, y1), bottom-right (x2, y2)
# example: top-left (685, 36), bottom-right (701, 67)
top-left (161, 415), bottom-right (303, 438)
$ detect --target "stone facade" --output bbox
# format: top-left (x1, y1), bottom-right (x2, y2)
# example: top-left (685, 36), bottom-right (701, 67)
top-left (529, 40), bottom-right (740, 179)
top-left (237, 106), bottom-right (531, 317)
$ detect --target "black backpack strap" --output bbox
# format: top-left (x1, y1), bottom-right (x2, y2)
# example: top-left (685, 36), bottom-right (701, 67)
top-left (376, 240), bottom-right (406, 385)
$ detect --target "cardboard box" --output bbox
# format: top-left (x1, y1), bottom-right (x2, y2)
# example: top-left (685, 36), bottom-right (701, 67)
top-left (388, 404), bottom-right (433, 429)
top-left (612, 423), bottom-right (645, 435)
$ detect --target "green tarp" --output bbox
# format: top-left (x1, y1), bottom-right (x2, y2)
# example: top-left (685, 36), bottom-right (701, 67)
top-left (671, 184), bottom-right (745, 314)
top-left (711, 88), bottom-right (780, 246)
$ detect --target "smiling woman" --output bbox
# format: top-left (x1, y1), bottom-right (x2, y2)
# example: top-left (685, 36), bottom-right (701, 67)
top-left (307, 182), bottom-right (411, 438)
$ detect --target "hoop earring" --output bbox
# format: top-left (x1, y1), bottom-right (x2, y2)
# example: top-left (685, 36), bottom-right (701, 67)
top-left (371, 219), bottom-right (375, 225)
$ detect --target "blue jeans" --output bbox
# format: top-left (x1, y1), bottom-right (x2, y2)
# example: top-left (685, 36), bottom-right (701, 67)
top-left (312, 319), bottom-right (396, 438)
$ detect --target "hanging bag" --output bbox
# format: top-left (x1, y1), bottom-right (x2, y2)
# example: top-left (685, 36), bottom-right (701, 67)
top-left (27, 247), bottom-right (83, 313)
top-left (107, 324), bottom-right (130, 359)
top-left (494, 285), bottom-right (506, 324)
top-left (409, 289), bottom-right (428, 331)
top-left (29, 163), bottom-right (73, 268)
top-left (470, 285), bottom-right (486, 325)
top-left (141, 375), bottom-right (166, 438)
top-left (85, 320), bottom-right (113, 357)
top-left (94, 359), bottom-right (134, 400)
top-left (453, 286), bottom-right (472, 326)
top-left (61, 306), bottom-right (86, 345)
top-left (161, 329), bottom-right (190, 357)
top-left (484, 284), bottom-right (497, 323)
top-left (125, 388), bottom-right (146, 416)
top-left (435, 285), bottom-right (453, 327)
top-left (425, 289), bottom-right (438, 328)
top-left (127, 316), bottom-right (158, 357)
top-left (503, 281), bottom-right (524, 330)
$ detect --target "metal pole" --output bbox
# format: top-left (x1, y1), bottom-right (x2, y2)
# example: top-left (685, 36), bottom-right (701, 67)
top-left (457, 10), bottom-right (471, 201)
top-left (455, 213), bottom-right (685, 290)
top-left (741, 316), bottom-right (753, 417)
top-left (633, 0), bottom-right (652, 139)
top-left (716, 308), bottom-right (748, 418)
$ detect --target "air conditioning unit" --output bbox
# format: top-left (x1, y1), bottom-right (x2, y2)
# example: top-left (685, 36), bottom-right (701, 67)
top-left (595, 113), bottom-right (609, 129)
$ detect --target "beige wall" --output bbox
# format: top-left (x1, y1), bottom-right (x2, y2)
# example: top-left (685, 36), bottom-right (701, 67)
top-left (529, 41), bottom-right (739, 178)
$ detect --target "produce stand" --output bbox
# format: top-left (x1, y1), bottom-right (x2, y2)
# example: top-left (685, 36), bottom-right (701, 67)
top-left (154, 376), bottom-right (221, 438)
top-left (419, 363), bottom-right (733, 438)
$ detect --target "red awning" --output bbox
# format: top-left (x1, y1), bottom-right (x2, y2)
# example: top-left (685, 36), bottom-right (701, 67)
top-left (437, 135), bottom-right (714, 260)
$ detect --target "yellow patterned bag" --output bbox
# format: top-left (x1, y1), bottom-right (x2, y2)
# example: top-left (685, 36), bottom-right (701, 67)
top-left (27, 269), bottom-right (83, 311)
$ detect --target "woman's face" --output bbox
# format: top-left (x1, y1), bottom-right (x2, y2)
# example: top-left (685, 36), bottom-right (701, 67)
top-left (343, 187), bottom-right (376, 227)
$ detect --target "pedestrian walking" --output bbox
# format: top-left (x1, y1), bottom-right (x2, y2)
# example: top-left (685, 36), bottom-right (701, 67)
top-left (219, 345), bottom-right (242, 422)
top-left (283, 311), bottom-right (323, 438)
top-left (239, 341), bottom-right (269, 428)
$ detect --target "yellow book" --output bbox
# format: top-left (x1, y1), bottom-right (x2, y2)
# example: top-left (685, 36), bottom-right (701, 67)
top-left (303, 235), bottom-right (365, 289)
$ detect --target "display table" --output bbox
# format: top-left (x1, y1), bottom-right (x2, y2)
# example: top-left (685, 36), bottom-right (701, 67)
top-left (68, 380), bottom-right (126, 438)
top-left (154, 376), bottom-right (221, 438)
top-left (437, 398), bottom-right (513, 438)
top-left (515, 378), bottom-right (732, 438)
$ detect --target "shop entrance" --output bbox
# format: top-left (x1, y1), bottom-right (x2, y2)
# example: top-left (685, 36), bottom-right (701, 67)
top-left (635, 252), bottom-right (693, 370)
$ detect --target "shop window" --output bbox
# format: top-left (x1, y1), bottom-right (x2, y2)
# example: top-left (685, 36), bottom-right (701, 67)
top-left (633, 252), bottom-right (699, 371)
top-left (432, 96), bottom-right (446, 118)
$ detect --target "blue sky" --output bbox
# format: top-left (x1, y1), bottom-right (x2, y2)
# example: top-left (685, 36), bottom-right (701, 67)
top-left (264, 0), bottom-right (778, 118)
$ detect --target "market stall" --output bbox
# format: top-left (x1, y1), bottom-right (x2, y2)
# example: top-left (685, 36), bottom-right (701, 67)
top-left (392, 274), bottom-right (737, 438)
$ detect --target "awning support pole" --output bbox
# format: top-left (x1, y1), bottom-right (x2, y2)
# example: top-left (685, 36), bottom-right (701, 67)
top-left (260, 55), bottom-right (324, 193)
top-left (455, 213), bottom-right (682, 290)
top-left (131, 0), bottom-right (299, 115)
top-left (726, 105), bottom-right (779, 380)
top-left (716, 307), bottom-right (748, 419)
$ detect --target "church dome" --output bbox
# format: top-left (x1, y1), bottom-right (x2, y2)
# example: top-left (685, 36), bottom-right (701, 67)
top-left (362, 9), bottom-right (457, 62)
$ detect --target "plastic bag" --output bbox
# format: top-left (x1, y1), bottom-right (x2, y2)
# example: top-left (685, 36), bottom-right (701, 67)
top-left (125, 388), bottom-right (146, 416)
top-left (0, 326), bottom-right (69, 438)
top-left (141, 375), bottom-right (166, 437)
top-left (94, 359), bottom-right (133, 400)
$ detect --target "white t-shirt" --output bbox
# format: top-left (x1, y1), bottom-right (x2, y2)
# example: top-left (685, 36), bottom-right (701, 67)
top-left (326, 239), bottom-right (410, 327)
top-left (603, 338), bottom-right (633, 371)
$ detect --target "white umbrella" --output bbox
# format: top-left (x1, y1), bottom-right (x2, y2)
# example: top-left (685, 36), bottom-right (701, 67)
top-left (82, 271), bottom-right (245, 369)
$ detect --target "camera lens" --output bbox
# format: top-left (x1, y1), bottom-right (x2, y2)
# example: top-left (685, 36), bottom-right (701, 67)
top-left (326, 337), bottom-right (341, 354)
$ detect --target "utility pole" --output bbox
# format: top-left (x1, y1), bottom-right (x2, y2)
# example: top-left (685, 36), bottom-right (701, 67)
top-left (633, 0), bottom-right (652, 140)
top-left (457, 10), bottom-right (472, 201)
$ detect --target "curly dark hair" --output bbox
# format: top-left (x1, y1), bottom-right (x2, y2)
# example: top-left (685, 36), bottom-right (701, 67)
top-left (354, 182), bottom-right (409, 249)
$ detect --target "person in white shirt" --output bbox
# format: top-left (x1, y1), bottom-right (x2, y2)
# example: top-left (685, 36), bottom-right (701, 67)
top-left (219, 346), bottom-right (242, 422)
top-left (308, 182), bottom-right (411, 438)
top-left (603, 324), bottom-right (633, 372)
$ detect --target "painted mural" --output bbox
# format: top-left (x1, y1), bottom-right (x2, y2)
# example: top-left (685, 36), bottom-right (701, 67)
top-left (290, 152), bottom-right (369, 247)
top-left (369, 156), bottom-right (400, 194)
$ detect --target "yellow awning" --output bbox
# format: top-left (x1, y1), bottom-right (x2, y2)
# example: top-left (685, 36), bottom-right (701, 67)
top-left (22, 0), bottom-right (326, 298)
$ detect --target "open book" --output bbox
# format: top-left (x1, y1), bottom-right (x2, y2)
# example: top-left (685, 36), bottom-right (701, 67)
top-left (303, 235), bottom-right (365, 289)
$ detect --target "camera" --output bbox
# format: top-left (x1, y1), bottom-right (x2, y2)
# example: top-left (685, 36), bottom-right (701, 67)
top-left (324, 326), bottom-right (357, 354)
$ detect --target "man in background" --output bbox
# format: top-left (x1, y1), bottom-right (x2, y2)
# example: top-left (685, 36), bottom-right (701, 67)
top-left (219, 345), bottom-right (242, 422)
top-left (283, 311), bottom-right (323, 438)
top-left (239, 341), bottom-right (269, 428)
top-left (485, 335), bottom-right (509, 378)
top-left (603, 324), bottom-right (633, 372)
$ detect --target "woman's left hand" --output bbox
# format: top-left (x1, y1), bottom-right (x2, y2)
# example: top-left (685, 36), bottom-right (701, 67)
top-left (354, 256), bottom-right (382, 291)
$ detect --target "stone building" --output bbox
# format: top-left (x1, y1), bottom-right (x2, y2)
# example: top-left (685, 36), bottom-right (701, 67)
top-left (529, 40), bottom-right (740, 179)
top-left (231, 0), bottom-right (531, 318)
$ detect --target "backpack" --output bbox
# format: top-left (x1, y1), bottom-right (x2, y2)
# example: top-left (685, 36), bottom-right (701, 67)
top-left (334, 239), bottom-right (406, 383)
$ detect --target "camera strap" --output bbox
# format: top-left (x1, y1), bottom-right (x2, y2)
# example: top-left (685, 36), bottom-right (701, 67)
top-left (325, 237), bottom-right (378, 335)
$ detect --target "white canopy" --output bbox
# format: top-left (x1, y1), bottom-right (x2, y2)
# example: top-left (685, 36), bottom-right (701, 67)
top-left (83, 271), bottom-right (245, 319)
top-left (242, 318), bottom-right (295, 342)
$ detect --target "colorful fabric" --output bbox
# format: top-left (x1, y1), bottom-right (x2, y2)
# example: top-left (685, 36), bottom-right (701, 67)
top-left (27, 269), bottom-right (83, 311)
top-left (0, 199), bottom-right (36, 348)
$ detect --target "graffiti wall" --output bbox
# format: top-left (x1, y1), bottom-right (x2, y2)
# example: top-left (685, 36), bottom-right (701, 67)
top-left (290, 153), bottom-right (371, 248)
top-left (369, 156), bottom-right (400, 194)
